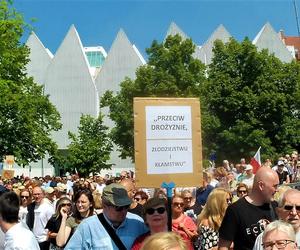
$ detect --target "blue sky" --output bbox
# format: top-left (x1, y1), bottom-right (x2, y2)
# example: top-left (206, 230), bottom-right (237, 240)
top-left (15, 0), bottom-right (299, 58)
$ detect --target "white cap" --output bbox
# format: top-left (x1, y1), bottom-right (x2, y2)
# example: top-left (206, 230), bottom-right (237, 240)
top-left (245, 164), bottom-right (253, 171)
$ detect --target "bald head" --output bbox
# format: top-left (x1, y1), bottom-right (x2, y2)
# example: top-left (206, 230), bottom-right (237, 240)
top-left (253, 167), bottom-right (278, 186)
top-left (252, 167), bottom-right (279, 203)
top-left (120, 179), bottom-right (135, 199)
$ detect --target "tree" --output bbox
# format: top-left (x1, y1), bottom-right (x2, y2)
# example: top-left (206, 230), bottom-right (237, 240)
top-left (67, 114), bottom-right (113, 177)
top-left (0, 0), bottom-right (61, 166)
top-left (203, 37), bottom-right (300, 162)
top-left (102, 35), bottom-right (206, 160)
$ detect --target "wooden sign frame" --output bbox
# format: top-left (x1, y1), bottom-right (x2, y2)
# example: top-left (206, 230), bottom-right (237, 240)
top-left (134, 98), bottom-right (202, 187)
top-left (2, 170), bottom-right (15, 180)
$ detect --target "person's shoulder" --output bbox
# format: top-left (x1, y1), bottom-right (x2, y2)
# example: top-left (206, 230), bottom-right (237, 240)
top-left (253, 232), bottom-right (264, 250)
top-left (199, 218), bottom-right (210, 227)
top-left (126, 211), bottom-right (143, 221)
top-left (74, 215), bottom-right (100, 230)
top-left (230, 196), bottom-right (245, 206)
top-left (78, 214), bottom-right (99, 225)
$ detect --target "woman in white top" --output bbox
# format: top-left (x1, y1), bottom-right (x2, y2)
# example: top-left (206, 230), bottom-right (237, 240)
top-left (18, 189), bottom-right (31, 223)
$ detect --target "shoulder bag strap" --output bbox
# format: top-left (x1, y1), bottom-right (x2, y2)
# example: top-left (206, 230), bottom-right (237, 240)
top-left (97, 213), bottom-right (127, 250)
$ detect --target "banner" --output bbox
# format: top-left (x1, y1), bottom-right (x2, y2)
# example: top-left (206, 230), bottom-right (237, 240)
top-left (134, 98), bottom-right (202, 187)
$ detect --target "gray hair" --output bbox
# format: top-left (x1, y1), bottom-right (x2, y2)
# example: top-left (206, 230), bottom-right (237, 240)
top-left (277, 189), bottom-right (299, 208)
top-left (262, 220), bottom-right (296, 243)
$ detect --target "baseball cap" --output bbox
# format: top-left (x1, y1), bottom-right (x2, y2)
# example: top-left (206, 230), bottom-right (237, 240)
top-left (245, 164), bottom-right (253, 171)
top-left (102, 183), bottom-right (131, 207)
top-left (277, 160), bottom-right (285, 166)
top-left (44, 187), bottom-right (55, 194)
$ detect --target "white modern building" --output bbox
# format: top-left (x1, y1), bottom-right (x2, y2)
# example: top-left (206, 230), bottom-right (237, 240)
top-left (11, 22), bottom-right (296, 177)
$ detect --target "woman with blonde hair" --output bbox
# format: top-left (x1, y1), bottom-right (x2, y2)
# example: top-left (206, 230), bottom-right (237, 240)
top-left (195, 188), bottom-right (232, 250)
top-left (141, 232), bottom-right (186, 250)
top-left (46, 197), bottom-right (73, 250)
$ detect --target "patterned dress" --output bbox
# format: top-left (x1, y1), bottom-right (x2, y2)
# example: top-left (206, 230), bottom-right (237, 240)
top-left (194, 225), bottom-right (219, 250)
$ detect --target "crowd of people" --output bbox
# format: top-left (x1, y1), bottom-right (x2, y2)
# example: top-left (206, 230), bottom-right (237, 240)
top-left (0, 151), bottom-right (299, 250)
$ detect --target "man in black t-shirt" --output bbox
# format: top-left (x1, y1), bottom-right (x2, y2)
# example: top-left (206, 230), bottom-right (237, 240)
top-left (218, 167), bottom-right (279, 250)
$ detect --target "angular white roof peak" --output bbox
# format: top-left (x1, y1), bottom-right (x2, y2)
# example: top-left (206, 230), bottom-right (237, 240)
top-left (195, 24), bottom-right (232, 65)
top-left (44, 24), bottom-right (99, 149)
top-left (165, 22), bottom-right (189, 40)
top-left (253, 22), bottom-right (293, 63)
top-left (25, 31), bottom-right (53, 85)
top-left (95, 28), bottom-right (145, 97)
top-left (95, 28), bottom-right (144, 170)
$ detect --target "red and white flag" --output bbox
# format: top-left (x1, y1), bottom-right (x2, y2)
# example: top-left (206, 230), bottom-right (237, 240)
top-left (250, 147), bottom-right (261, 174)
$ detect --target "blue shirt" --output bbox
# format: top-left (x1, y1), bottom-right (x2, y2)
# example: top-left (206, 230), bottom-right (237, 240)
top-left (64, 212), bottom-right (148, 250)
top-left (196, 184), bottom-right (214, 206)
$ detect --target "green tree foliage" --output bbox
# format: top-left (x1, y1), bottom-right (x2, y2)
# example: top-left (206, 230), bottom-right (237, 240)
top-left (0, 0), bottom-right (61, 166)
top-left (203, 38), bottom-right (300, 161)
top-left (102, 35), bottom-right (206, 160)
top-left (67, 114), bottom-right (113, 177)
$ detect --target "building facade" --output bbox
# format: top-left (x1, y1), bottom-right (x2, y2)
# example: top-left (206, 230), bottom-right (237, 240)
top-left (12, 22), bottom-right (296, 177)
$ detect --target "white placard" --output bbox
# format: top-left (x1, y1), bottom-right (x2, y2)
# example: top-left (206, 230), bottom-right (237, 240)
top-left (146, 106), bottom-right (192, 139)
top-left (146, 140), bottom-right (193, 174)
top-left (146, 106), bottom-right (193, 174)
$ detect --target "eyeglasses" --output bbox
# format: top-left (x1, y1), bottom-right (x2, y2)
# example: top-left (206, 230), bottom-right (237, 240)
top-left (61, 203), bottom-right (72, 207)
top-left (283, 204), bottom-right (300, 212)
top-left (21, 196), bottom-right (29, 199)
top-left (262, 239), bottom-right (295, 249)
top-left (173, 202), bottom-right (184, 207)
top-left (112, 205), bottom-right (130, 212)
top-left (146, 207), bottom-right (166, 215)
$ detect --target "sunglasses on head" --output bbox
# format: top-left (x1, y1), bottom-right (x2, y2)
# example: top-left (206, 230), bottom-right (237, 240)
top-left (113, 205), bottom-right (130, 212)
top-left (283, 205), bottom-right (300, 212)
top-left (146, 207), bottom-right (166, 215)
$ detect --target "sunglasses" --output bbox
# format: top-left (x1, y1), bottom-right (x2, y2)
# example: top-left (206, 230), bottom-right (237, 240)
top-left (283, 205), bottom-right (300, 212)
top-left (146, 207), bottom-right (166, 215)
top-left (21, 196), bottom-right (29, 199)
top-left (237, 190), bottom-right (247, 194)
top-left (61, 203), bottom-right (72, 207)
top-left (112, 205), bottom-right (130, 212)
top-left (173, 202), bottom-right (184, 207)
top-left (134, 197), bottom-right (141, 202)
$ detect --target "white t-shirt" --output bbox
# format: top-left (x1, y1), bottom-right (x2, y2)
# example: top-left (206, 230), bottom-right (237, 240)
top-left (4, 222), bottom-right (40, 250)
top-left (18, 206), bottom-right (28, 224)
top-left (0, 228), bottom-right (4, 250)
top-left (33, 200), bottom-right (54, 243)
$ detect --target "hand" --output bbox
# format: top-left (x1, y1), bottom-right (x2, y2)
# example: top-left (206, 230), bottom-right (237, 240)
top-left (60, 207), bottom-right (68, 219)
